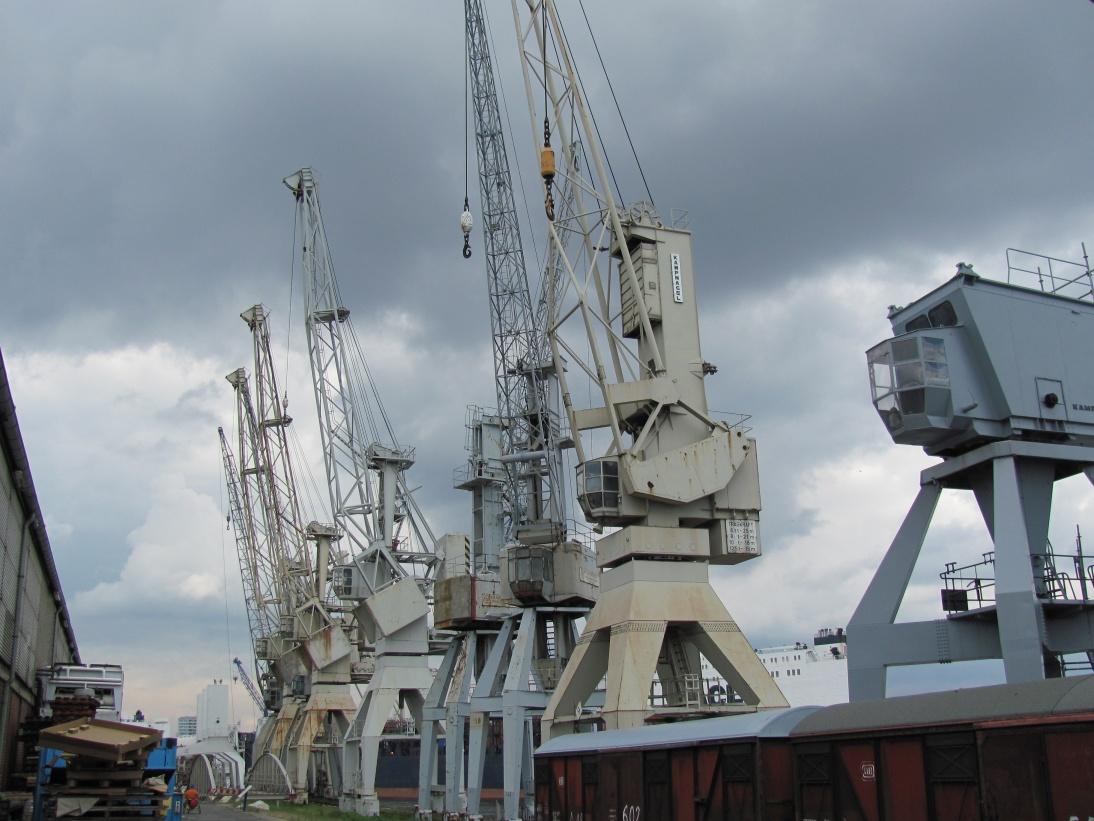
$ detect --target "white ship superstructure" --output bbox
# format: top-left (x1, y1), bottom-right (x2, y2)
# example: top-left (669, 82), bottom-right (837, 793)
top-left (702, 628), bottom-right (849, 707)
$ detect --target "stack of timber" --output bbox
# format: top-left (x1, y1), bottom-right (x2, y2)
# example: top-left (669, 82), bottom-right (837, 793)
top-left (18, 695), bottom-right (102, 789)
top-left (37, 720), bottom-right (164, 821)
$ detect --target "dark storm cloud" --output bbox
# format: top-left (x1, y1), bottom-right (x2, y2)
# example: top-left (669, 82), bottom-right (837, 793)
top-left (568, 2), bottom-right (1094, 290)
top-left (3, 2), bottom-right (1091, 358)
top-left (0, 2), bottom-right (478, 355)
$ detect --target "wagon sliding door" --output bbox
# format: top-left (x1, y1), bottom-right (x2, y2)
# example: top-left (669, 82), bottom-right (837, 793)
top-left (796, 740), bottom-right (882, 821)
top-left (795, 742), bottom-right (835, 821)
top-left (924, 733), bottom-right (981, 821)
top-left (668, 745), bottom-right (729, 821)
top-left (1043, 726), bottom-right (1094, 816)
top-left (598, 752), bottom-right (643, 821)
top-left (643, 744), bottom-right (758, 821)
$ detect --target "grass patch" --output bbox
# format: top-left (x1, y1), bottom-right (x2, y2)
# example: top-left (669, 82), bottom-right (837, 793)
top-left (257, 801), bottom-right (415, 821)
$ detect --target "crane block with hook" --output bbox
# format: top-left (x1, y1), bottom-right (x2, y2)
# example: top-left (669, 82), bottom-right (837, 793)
top-left (460, 196), bottom-right (473, 258)
top-left (541, 118), bottom-right (556, 221)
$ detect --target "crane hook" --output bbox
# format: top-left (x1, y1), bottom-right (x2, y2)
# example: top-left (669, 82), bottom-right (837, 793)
top-left (460, 196), bottom-right (473, 259)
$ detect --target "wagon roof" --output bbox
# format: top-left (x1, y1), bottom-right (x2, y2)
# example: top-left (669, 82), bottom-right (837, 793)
top-left (536, 706), bottom-right (821, 756)
top-left (791, 674), bottom-right (1094, 737)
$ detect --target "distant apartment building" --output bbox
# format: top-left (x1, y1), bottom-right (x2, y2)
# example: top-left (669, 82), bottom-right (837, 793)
top-left (0, 349), bottom-right (81, 788)
top-left (176, 715), bottom-right (198, 737)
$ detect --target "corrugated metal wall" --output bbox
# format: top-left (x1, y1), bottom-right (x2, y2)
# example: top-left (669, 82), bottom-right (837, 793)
top-left (0, 436), bottom-right (78, 788)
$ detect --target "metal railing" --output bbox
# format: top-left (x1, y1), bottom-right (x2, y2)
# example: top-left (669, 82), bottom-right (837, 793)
top-left (1006, 245), bottom-right (1093, 303)
top-left (648, 675), bottom-right (742, 710)
top-left (451, 459), bottom-right (507, 488)
top-left (941, 546), bottom-right (1094, 612)
top-left (711, 411), bottom-right (753, 434)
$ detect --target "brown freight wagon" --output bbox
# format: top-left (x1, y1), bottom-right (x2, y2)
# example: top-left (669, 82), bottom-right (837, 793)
top-left (534, 706), bottom-right (820, 821)
top-left (534, 675), bottom-right (1094, 821)
top-left (788, 675), bottom-right (1094, 821)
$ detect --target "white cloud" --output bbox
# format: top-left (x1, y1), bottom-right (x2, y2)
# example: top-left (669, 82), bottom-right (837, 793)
top-left (45, 516), bottom-right (74, 542)
top-left (715, 444), bottom-right (932, 642)
top-left (72, 474), bottom-right (228, 611)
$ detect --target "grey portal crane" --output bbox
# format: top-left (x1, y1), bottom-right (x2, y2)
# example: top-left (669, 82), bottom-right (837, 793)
top-left (508, 0), bottom-right (787, 739)
top-left (850, 253), bottom-right (1094, 698)
top-left (284, 169), bottom-right (440, 817)
top-left (417, 4), bottom-right (597, 819)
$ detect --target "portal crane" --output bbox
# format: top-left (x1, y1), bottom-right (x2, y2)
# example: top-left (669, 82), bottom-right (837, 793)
top-left (233, 657), bottom-right (267, 716)
top-left (225, 307), bottom-right (356, 802)
top-left (284, 168), bottom-right (439, 817)
top-left (507, 0), bottom-right (787, 740)
top-left (418, 4), bottom-right (596, 819)
top-left (219, 428), bottom-right (281, 714)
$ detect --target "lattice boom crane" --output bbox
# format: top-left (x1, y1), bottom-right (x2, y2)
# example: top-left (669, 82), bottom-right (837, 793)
top-left (284, 168), bottom-right (439, 817)
top-left (507, 0), bottom-right (787, 738)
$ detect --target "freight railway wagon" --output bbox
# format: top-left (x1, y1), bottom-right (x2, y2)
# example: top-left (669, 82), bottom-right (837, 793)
top-left (534, 675), bottom-right (1094, 821)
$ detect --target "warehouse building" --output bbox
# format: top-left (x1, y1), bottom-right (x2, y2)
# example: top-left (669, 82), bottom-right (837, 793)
top-left (0, 349), bottom-right (80, 788)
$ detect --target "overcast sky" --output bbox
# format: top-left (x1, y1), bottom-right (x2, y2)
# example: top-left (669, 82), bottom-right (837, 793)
top-left (2, 1), bottom-right (1093, 726)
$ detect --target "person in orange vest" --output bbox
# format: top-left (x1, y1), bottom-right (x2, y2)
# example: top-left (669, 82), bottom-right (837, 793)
top-left (183, 786), bottom-right (201, 814)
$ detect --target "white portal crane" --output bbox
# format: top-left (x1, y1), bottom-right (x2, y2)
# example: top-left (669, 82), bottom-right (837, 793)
top-left (219, 427), bottom-right (282, 715)
top-left (417, 4), bottom-right (600, 818)
top-left (224, 307), bottom-right (356, 801)
top-left (507, 0), bottom-right (787, 738)
top-left (284, 168), bottom-right (440, 817)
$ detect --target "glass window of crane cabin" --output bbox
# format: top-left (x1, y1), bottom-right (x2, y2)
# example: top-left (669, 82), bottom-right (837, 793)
top-left (580, 459), bottom-right (619, 511)
top-left (923, 338), bottom-right (949, 385)
top-left (903, 300), bottom-right (957, 333)
top-left (870, 348), bottom-right (893, 396)
top-left (869, 336), bottom-right (948, 409)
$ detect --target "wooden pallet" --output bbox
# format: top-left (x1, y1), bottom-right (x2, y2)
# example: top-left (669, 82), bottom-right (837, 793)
top-left (41, 793), bottom-right (164, 820)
